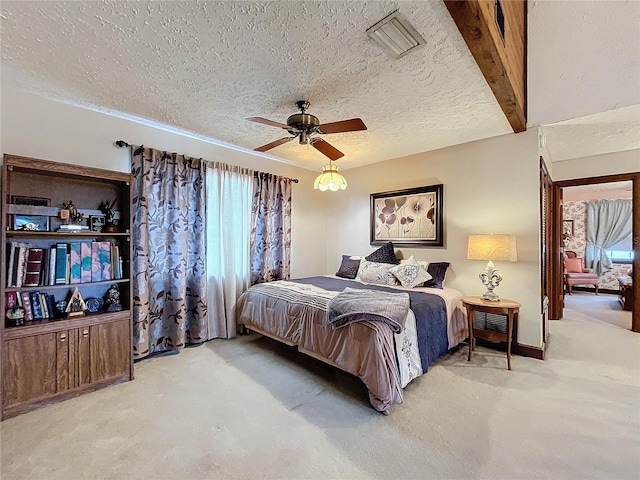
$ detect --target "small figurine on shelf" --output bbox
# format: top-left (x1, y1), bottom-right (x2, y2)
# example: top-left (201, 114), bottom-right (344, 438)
top-left (6, 306), bottom-right (25, 327)
top-left (59, 200), bottom-right (89, 231)
top-left (104, 284), bottom-right (123, 312)
top-left (65, 288), bottom-right (86, 317)
top-left (99, 199), bottom-right (118, 233)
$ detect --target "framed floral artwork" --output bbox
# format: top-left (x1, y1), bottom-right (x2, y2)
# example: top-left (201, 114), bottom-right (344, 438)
top-left (370, 184), bottom-right (443, 247)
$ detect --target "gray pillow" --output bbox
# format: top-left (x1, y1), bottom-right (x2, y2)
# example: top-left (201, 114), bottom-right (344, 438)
top-left (356, 260), bottom-right (399, 286)
top-left (422, 262), bottom-right (450, 289)
top-left (336, 255), bottom-right (361, 279)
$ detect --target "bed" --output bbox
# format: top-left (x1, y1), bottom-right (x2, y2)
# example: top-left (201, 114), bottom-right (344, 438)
top-left (235, 275), bottom-right (467, 414)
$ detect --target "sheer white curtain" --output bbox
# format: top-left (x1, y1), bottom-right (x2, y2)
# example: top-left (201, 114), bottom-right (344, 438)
top-left (206, 162), bottom-right (253, 338)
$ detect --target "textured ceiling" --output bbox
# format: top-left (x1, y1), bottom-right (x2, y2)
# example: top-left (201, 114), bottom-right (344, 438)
top-left (1, 1), bottom-right (638, 169)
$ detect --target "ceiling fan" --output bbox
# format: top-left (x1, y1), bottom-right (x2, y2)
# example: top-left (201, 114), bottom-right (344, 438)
top-left (247, 101), bottom-right (367, 161)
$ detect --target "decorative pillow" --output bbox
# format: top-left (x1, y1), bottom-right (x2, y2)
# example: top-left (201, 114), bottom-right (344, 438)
top-left (390, 256), bottom-right (432, 288)
top-left (420, 261), bottom-right (450, 289)
top-left (336, 255), bottom-right (361, 279)
top-left (356, 260), bottom-right (399, 286)
top-left (564, 257), bottom-right (583, 273)
top-left (365, 241), bottom-right (400, 265)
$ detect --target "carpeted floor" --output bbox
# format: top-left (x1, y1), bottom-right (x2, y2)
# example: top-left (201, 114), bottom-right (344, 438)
top-left (1, 293), bottom-right (638, 480)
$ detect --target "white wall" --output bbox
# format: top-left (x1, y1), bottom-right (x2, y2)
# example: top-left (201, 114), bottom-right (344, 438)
top-left (0, 87), bottom-right (546, 347)
top-left (551, 149), bottom-right (640, 181)
top-left (0, 88), bottom-right (328, 278)
top-left (325, 130), bottom-right (544, 347)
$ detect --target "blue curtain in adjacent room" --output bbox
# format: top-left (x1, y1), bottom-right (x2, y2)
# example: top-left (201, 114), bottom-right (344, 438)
top-left (131, 147), bottom-right (208, 359)
top-left (585, 199), bottom-right (632, 276)
top-left (250, 172), bottom-right (292, 285)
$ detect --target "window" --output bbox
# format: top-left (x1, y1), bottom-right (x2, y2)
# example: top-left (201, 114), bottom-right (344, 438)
top-left (606, 235), bottom-right (634, 263)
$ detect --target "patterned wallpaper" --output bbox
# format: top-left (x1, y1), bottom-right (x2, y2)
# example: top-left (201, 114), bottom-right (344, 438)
top-left (564, 200), bottom-right (631, 290)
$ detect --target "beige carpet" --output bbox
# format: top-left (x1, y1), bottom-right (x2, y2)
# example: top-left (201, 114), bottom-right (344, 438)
top-left (1, 293), bottom-right (638, 480)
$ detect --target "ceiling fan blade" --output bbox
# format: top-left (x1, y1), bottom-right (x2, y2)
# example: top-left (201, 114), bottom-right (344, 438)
top-left (311, 138), bottom-right (344, 161)
top-left (317, 118), bottom-right (367, 134)
top-left (254, 137), bottom-right (294, 152)
top-left (246, 117), bottom-right (290, 129)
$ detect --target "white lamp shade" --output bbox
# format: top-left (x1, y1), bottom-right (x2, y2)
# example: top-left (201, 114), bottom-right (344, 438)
top-left (467, 234), bottom-right (517, 262)
top-left (313, 164), bottom-right (347, 191)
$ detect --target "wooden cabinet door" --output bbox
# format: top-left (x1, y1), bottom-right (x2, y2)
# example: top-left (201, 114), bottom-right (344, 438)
top-left (2, 331), bottom-right (71, 408)
top-left (78, 319), bottom-right (130, 386)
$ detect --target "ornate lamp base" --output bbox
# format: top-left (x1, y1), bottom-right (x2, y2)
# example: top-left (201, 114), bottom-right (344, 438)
top-left (481, 290), bottom-right (501, 301)
top-left (479, 260), bottom-right (502, 302)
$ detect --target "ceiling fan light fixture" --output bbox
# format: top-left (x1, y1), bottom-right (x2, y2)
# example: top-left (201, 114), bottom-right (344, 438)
top-left (314, 163), bottom-right (347, 192)
top-left (367, 11), bottom-right (426, 58)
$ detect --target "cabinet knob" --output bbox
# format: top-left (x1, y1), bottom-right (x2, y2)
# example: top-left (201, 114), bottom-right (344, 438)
top-left (82, 329), bottom-right (89, 337)
top-left (60, 333), bottom-right (67, 342)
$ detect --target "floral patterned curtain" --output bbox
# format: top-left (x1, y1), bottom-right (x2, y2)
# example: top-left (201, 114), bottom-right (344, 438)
top-left (250, 172), bottom-right (292, 285)
top-left (131, 147), bottom-right (208, 359)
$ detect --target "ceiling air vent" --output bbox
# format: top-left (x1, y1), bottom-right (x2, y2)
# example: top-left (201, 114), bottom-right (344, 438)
top-left (366, 10), bottom-right (426, 59)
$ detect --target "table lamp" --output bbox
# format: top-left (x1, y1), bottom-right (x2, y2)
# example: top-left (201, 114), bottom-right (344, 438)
top-left (467, 234), bottom-right (517, 301)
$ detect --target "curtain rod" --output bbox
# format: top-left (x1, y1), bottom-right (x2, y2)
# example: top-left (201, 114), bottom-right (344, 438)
top-left (114, 140), bottom-right (299, 183)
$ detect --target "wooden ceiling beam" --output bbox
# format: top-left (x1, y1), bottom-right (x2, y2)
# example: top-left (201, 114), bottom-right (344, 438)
top-left (445, 0), bottom-right (527, 133)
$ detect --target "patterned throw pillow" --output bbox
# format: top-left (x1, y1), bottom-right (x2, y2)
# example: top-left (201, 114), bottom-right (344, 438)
top-left (390, 256), bottom-right (432, 288)
top-left (336, 255), bottom-right (361, 279)
top-left (420, 261), bottom-right (450, 289)
top-left (365, 241), bottom-right (400, 265)
top-left (356, 260), bottom-right (399, 286)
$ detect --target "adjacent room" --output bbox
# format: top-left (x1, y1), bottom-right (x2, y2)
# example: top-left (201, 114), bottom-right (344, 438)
top-left (562, 181), bottom-right (634, 329)
top-left (0, 1), bottom-right (638, 479)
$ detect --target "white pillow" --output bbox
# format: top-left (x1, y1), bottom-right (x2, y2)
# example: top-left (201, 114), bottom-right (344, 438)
top-left (356, 260), bottom-right (399, 286)
top-left (390, 256), bottom-right (432, 288)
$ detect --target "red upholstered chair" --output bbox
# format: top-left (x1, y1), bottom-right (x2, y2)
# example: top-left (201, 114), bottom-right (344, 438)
top-left (564, 251), bottom-right (599, 295)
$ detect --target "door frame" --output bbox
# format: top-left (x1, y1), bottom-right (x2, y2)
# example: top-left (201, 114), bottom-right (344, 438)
top-left (550, 172), bottom-right (639, 332)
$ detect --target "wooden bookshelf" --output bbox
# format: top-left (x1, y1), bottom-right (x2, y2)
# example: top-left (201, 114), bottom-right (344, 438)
top-left (1, 154), bottom-right (134, 420)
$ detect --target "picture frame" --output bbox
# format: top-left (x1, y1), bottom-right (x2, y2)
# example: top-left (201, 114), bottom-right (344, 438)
top-left (11, 195), bottom-right (50, 207)
top-left (89, 215), bottom-right (105, 232)
top-left (370, 184), bottom-right (444, 247)
top-left (563, 219), bottom-right (574, 237)
top-left (13, 215), bottom-right (50, 232)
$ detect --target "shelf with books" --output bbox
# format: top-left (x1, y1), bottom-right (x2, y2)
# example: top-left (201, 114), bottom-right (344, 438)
top-left (5, 278), bottom-right (130, 293)
top-left (1, 154), bottom-right (133, 420)
top-left (6, 231), bottom-right (131, 238)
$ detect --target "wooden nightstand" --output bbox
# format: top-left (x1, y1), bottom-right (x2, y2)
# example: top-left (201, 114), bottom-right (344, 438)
top-left (462, 296), bottom-right (521, 370)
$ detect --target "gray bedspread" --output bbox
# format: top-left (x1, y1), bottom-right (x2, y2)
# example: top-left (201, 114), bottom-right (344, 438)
top-left (327, 287), bottom-right (409, 334)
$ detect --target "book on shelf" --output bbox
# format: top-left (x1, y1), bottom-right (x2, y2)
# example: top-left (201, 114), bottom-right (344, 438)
top-left (40, 248), bottom-right (50, 286)
top-left (20, 291), bottom-right (33, 321)
top-left (23, 248), bottom-right (44, 287)
top-left (30, 291), bottom-right (43, 320)
top-left (55, 243), bottom-right (68, 285)
top-left (80, 241), bottom-right (92, 283)
top-left (69, 242), bottom-right (82, 284)
top-left (92, 241), bottom-right (111, 282)
top-left (111, 243), bottom-right (122, 280)
top-left (48, 246), bottom-right (57, 286)
top-left (45, 293), bottom-right (56, 319)
top-left (38, 292), bottom-right (49, 319)
top-left (7, 243), bottom-right (31, 288)
top-left (5, 291), bottom-right (18, 310)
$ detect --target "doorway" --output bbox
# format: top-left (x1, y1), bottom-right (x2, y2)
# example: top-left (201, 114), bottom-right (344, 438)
top-left (550, 172), bottom-right (639, 332)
